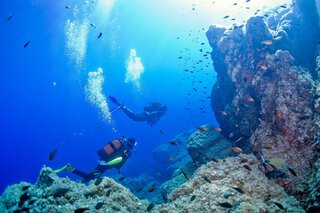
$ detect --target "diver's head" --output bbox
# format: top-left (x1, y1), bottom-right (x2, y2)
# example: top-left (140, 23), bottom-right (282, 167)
top-left (126, 137), bottom-right (137, 149)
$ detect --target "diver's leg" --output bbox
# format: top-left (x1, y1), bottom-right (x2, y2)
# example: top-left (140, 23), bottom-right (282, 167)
top-left (121, 106), bottom-right (147, 121)
top-left (72, 169), bottom-right (97, 181)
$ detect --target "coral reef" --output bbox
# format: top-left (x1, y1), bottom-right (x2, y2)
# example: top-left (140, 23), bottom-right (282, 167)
top-left (187, 125), bottom-right (234, 165)
top-left (205, 2), bottom-right (320, 193)
top-left (156, 155), bottom-right (304, 212)
top-left (303, 158), bottom-right (320, 212)
top-left (0, 167), bottom-right (149, 213)
top-left (1, 155), bottom-right (305, 212)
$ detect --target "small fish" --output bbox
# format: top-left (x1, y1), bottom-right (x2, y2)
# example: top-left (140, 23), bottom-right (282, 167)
top-left (94, 177), bottom-right (103, 185)
top-left (95, 202), bottom-right (104, 210)
top-left (218, 202), bottom-right (232, 208)
top-left (24, 40), bottom-right (31, 48)
top-left (190, 195), bottom-right (196, 201)
top-left (66, 5), bottom-right (71, 9)
top-left (22, 185), bottom-right (30, 191)
top-left (4, 15), bottom-right (13, 22)
top-left (74, 208), bottom-right (89, 213)
top-left (260, 65), bottom-right (268, 71)
top-left (244, 96), bottom-right (254, 103)
top-left (20, 192), bottom-right (30, 203)
top-left (106, 189), bottom-right (112, 197)
top-left (231, 147), bottom-right (242, 153)
top-left (240, 158), bottom-right (248, 163)
top-left (211, 158), bottom-right (219, 163)
top-left (223, 15), bottom-right (230, 19)
top-left (180, 168), bottom-right (190, 180)
top-left (118, 176), bottom-right (126, 181)
top-left (219, 111), bottom-right (227, 116)
top-left (261, 40), bottom-right (273, 45)
top-left (276, 111), bottom-right (283, 119)
top-left (229, 132), bottom-right (235, 138)
top-left (198, 127), bottom-right (207, 132)
top-left (97, 32), bottom-right (102, 39)
top-left (90, 23), bottom-right (96, 28)
top-left (287, 167), bottom-right (297, 176)
top-left (49, 148), bottom-right (58, 160)
top-left (274, 202), bottom-right (285, 210)
top-left (147, 203), bottom-right (154, 211)
top-left (160, 129), bottom-right (164, 134)
top-left (280, 5), bottom-right (287, 8)
top-left (170, 141), bottom-right (178, 145)
top-left (214, 127), bottom-right (222, 132)
top-left (203, 176), bottom-right (211, 183)
top-left (243, 165), bottom-right (252, 171)
top-left (28, 199), bottom-right (36, 205)
top-left (53, 188), bottom-right (69, 198)
top-left (169, 156), bottom-right (175, 161)
top-left (148, 184), bottom-right (157, 192)
top-left (233, 187), bottom-right (244, 193)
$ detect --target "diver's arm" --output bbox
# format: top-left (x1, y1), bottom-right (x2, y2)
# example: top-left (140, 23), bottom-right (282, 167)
top-left (121, 106), bottom-right (148, 121)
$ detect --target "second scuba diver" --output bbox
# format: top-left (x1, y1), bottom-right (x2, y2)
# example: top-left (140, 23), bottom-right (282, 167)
top-left (109, 96), bottom-right (167, 127)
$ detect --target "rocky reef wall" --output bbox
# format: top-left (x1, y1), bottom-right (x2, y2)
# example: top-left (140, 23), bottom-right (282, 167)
top-left (206, 0), bottom-right (320, 198)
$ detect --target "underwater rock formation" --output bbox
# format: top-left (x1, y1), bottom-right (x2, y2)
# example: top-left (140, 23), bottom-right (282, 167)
top-left (1, 155), bottom-right (305, 212)
top-left (0, 167), bottom-right (149, 212)
top-left (156, 155), bottom-right (304, 212)
top-left (114, 174), bottom-right (164, 204)
top-left (303, 158), bottom-right (320, 212)
top-left (160, 161), bottom-right (197, 202)
top-left (153, 130), bottom-right (192, 181)
top-left (206, 2), bottom-right (320, 193)
top-left (187, 125), bottom-right (234, 165)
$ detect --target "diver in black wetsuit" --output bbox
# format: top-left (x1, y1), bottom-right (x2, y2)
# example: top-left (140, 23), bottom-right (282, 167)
top-left (109, 96), bottom-right (167, 127)
top-left (64, 137), bottom-right (137, 182)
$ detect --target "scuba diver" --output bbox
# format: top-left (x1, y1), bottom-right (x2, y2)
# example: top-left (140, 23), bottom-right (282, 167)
top-left (56, 136), bottom-right (137, 182)
top-left (109, 96), bottom-right (167, 127)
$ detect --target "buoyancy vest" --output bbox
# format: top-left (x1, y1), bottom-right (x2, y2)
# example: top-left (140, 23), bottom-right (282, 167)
top-left (97, 139), bottom-right (122, 161)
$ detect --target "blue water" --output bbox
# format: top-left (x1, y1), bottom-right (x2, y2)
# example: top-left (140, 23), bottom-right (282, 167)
top-left (0, 0), bottom-right (289, 193)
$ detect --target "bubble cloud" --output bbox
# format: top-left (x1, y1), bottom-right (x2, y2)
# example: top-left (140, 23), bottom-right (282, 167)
top-left (85, 68), bottom-right (111, 123)
top-left (125, 49), bottom-right (144, 91)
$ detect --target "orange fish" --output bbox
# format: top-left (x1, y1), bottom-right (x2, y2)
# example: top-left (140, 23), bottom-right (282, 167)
top-left (231, 147), bottom-right (243, 153)
top-left (276, 111), bottom-right (283, 119)
top-left (261, 40), bottom-right (273, 45)
top-left (170, 141), bottom-right (178, 145)
top-left (219, 111), bottom-right (227, 116)
top-left (244, 96), bottom-right (254, 103)
top-left (214, 127), bottom-right (222, 132)
top-left (198, 127), bottom-right (207, 132)
top-left (148, 184), bottom-right (157, 192)
top-left (260, 65), bottom-right (268, 72)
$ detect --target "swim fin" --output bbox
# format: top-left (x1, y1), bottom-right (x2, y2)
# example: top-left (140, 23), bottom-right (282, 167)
top-left (109, 96), bottom-right (121, 106)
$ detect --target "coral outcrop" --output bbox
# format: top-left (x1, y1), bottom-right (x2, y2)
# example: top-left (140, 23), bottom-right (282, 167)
top-left (0, 167), bottom-right (149, 213)
top-left (205, 1), bottom-right (320, 193)
top-left (187, 125), bottom-right (234, 165)
top-left (156, 155), bottom-right (304, 212)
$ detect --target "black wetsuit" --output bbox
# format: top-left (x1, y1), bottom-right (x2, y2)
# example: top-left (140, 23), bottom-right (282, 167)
top-left (73, 142), bottom-right (132, 181)
top-left (121, 106), bottom-right (165, 126)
